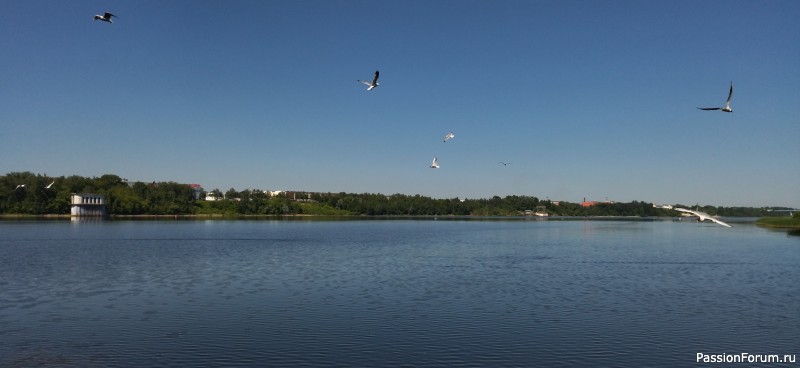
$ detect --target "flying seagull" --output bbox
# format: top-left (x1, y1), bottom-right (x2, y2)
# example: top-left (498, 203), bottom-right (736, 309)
top-left (698, 81), bottom-right (733, 113)
top-left (443, 132), bottom-right (455, 142)
top-left (14, 184), bottom-right (25, 190)
top-left (675, 207), bottom-right (732, 228)
top-left (358, 70), bottom-right (380, 90)
top-left (499, 162), bottom-right (511, 166)
top-left (45, 181), bottom-right (55, 189)
top-left (430, 157), bottom-right (440, 169)
top-left (93, 12), bottom-right (117, 23)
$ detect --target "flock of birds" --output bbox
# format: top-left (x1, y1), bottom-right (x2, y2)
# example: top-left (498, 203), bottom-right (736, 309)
top-left (357, 68), bottom-right (733, 168)
top-left (14, 11), bottom-right (737, 228)
top-left (355, 70), bottom-right (522, 170)
top-left (352, 65), bottom-right (735, 227)
top-left (429, 132), bottom-right (459, 169)
top-left (356, 70), bottom-right (472, 170)
top-left (13, 181), bottom-right (55, 191)
top-left (356, 69), bottom-right (733, 227)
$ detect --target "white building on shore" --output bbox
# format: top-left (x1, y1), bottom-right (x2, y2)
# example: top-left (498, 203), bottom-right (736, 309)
top-left (70, 193), bottom-right (107, 217)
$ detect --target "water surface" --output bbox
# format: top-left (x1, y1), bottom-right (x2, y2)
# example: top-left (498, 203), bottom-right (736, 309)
top-left (1, 219), bottom-right (797, 367)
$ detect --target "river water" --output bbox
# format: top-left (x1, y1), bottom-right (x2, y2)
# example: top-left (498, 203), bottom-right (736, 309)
top-left (1, 219), bottom-right (797, 367)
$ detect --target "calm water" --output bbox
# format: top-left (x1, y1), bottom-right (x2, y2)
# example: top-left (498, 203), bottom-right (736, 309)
top-left (1, 219), bottom-right (797, 367)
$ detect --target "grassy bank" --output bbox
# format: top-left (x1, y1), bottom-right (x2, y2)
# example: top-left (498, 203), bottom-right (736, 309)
top-left (756, 216), bottom-right (800, 229)
top-left (0, 214), bottom-right (71, 219)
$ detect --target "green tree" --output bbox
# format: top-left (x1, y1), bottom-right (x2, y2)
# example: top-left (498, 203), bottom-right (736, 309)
top-left (225, 188), bottom-right (239, 200)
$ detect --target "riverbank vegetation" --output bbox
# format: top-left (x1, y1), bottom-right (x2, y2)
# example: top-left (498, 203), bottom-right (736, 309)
top-left (1, 172), bottom-right (792, 217)
top-left (756, 212), bottom-right (800, 229)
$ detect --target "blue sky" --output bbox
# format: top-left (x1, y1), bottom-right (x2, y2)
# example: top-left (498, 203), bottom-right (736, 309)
top-left (2, 1), bottom-right (798, 207)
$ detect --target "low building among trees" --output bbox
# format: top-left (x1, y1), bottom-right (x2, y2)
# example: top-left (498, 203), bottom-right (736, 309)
top-left (70, 193), bottom-right (107, 217)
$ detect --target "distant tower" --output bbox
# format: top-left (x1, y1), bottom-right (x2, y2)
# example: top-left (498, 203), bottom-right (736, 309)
top-left (70, 193), bottom-right (108, 217)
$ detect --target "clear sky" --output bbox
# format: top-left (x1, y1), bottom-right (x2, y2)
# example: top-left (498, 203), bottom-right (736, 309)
top-left (2, 1), bottom-right (799, 207)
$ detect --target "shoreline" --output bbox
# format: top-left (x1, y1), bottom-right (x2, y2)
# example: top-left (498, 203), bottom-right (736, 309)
top-left (0, 214), bottom-right (760, 222)
top-left (755, 216), bottom-right (800, 229)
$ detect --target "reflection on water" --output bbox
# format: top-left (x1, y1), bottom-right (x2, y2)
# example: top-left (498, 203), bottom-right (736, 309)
top-left (0, 220), bottom-right (798, 367)
top-left (70, 217), bottom-right (107, 223)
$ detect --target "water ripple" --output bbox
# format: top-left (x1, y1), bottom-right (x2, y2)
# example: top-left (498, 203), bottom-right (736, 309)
top-left (1, 220), bottom-right (798, 367)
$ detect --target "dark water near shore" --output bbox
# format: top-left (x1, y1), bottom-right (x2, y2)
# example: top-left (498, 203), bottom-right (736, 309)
top-left (1, 219), bottom-right (798, 367)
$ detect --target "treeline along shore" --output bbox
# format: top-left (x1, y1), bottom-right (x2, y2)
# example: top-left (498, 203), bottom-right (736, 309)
top-left (2, 172), bottom-right (795, 218)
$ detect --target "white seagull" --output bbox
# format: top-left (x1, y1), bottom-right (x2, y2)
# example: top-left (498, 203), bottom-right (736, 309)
top-left (358, 70), bottom-right (380, 90)
top-left (499, 162), bottom-right (511, 166)
top-left (430, 157), bottom-right (440, 169)
top-left (93, 12), bottom-right (117, 23)
top-left (698, 81), bottom-right (733, 113)
top-left (675, 207), bottom-right (732, 228)
top-left (443, 132), bottom-right (455, 142)
top-left (45, 181), bottom-right (55, 189)
top-left (14, 184), bottom-right (25, 190)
